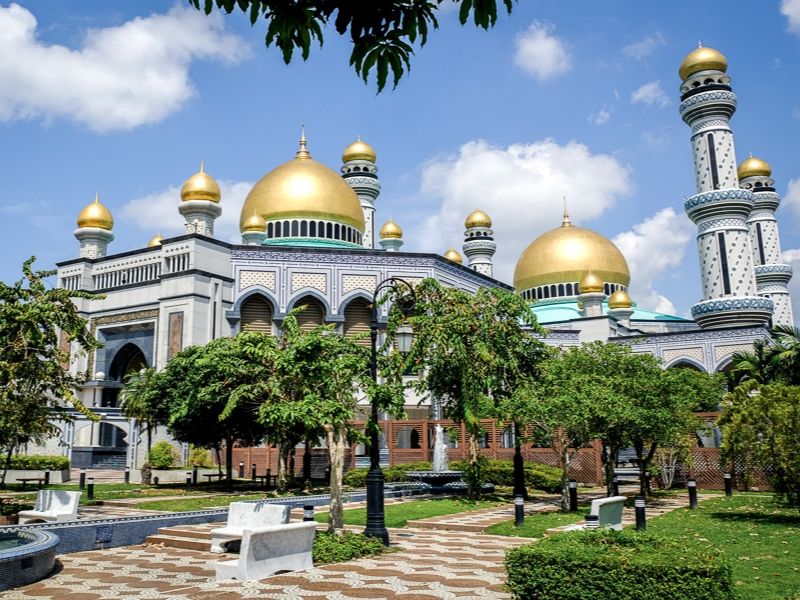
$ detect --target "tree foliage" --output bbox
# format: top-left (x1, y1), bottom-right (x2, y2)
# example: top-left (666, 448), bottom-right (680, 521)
top-left (0, 258), bottom-right (100, 485)
top-left (190, 0), bottom-right (515, 91)
top-left (119, 367), bottom-right (159, 473)
top-left (730, 326), bottom-right (800, 387)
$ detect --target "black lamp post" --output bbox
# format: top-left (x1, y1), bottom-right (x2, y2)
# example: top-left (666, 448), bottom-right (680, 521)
top-left (364, 277), bottom-right (416, 545)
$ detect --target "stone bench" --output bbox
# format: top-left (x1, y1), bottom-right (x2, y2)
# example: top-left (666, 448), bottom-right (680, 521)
top-left (555, 495), bottom-right (626, 533)
top-left (211, 521), bottom-right (317, 581)
top-left (210, 502), bottom-right (291, 554)
top-left (18, 490), bottom-right (81, 524)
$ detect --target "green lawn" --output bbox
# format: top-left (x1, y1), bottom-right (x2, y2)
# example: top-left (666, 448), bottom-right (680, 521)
top-left (647, 494), bottom-right (800, 600)
top-left (315, 497), bottom-right (506, 528)
top-left (135, 492), bottom-right (293, 512)
top-left (485, 507), bottom-right (588, 538)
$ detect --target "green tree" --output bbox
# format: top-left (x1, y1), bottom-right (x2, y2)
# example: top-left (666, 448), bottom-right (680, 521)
top-left (0, 258), bottom-right (100, 486)
top-left (771, 325), bottom-right (800, 386)
top-left (719, 382), bottom-right (800, 507)
top-left (119, 367), bottom-right (160, 480)
top-left (730, 338), bottom-right (779, 387)
top-left (190, 0), bottom-right (515, 91)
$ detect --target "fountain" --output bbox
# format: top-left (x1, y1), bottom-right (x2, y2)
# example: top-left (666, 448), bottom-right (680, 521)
top-left (0, 529), bottom-right (59, 590)
top-left (406, 424), bottom-right (464, 495)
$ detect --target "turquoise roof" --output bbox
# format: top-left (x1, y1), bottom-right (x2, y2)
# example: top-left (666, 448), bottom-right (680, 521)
top-left (531, 298), bottom-right (691, 325)
top-left (262, 237), bottom-right (361, 249)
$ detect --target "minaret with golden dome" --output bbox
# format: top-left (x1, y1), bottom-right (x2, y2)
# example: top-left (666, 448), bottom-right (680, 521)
top-left (241, 211), bottom-right (267, 246)
top-left (341, 136), bottom-right (380, 249)
top-left (678, 45), bottom-right (772, 329)
top-left (378, 219), bottom-right (403, 252)
top-left (462, 209), bottom-right (496, 277)
top-left (607, 289), bottom-right (634, 327)
top-left (443, 248), bottom-right (463, 265)
top-left (578, 272), bottom-right (605, 318)
top-left (178, 162), bottom-right (222, 237)
top-left (738, 156), bottom-right (795, 326)
top-left (75, 193), bottom-right (114, 259)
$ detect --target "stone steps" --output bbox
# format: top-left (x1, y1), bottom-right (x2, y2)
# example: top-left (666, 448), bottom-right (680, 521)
top-left (144, 533), bottom-right (212, 552)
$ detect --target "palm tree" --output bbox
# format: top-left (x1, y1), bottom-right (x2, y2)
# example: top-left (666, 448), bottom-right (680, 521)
top-left (771, 325), bottom-right (800, 385)
top-left (730, 339), bottom-right (778, 386)
top-left (119, 367), bottom-right (158, 464)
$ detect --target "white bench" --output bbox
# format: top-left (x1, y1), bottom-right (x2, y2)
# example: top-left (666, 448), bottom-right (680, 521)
top-left (588, 495), bottom-right (626, 530)
top-left (18, 490), bottom-right (81, 524)
top-left (210, 502), bottom-right (291, 554)
top-left (212, 521), bottom-right (317, 581)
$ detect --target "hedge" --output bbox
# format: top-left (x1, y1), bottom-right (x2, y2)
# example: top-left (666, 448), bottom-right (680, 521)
top-left (312, 531), bottom-right (385, 563)
top-left (450, 459), bottom-right (563, 493)
top-left (343, 461), bottom-right (431, 488)
top-left (5, 455), bottom-right (70, 471)
top-left (505, 530), bottom-right (736, 600)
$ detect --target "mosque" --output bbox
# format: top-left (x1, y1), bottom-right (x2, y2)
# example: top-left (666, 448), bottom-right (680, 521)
top-left (44, 46), bottom-right (795, 470)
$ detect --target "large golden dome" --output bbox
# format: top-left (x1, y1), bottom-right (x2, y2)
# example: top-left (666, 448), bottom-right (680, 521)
top-left (77, 193), bottom-right (113, 230)
top-left (737, 156), bottom-right (771, 180)
top-left (240, 135), bottom-right (365, 232)
top-left (513, 214), bottom-right (630, 292)
top-left (181, 163), bottom-right (221, 203)
top-left (342, 137), bottom-right (377, 163)
top-left (679, 46), bottom-right (727, 81)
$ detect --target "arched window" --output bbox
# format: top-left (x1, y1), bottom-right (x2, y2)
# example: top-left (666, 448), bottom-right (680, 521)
top-left (565, 283), bottom-right (573, 296)
top-left (294, 296), bottom-right (325, 331)
top-left (334, 224), bottom-right (340, 240)
top-left (300, 221), bottom-right (308, 236)
top-left (326, 223), bottom-right (333, 238)
top-left (267, 222), bottom-right (274, 238)
top-left (550, 285), bottom-right (557, 297)
top-left (291, 221), bottom-right (299, 236)
top-left (343, 298), bottom-right (371, 346)
top-left (604, 283), bottom-right (611, 295)
top-left (309, 221), bottom-right (316, 237)
top-left (558, 284), bottom-right (565, 297)
top-left (544, 286), bottom-right (550, 299)
top-left (240, 295), bottom-right (274, 335)
top-left (275, 221), bottom-right (282, 237)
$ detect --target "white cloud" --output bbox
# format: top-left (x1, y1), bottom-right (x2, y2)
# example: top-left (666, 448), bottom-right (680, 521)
top-left (413, 139), bottom-right (632, 283)
top-left (120, 179), bottom-right (253, 243)
top-left (631, 81), bottom-right (670, 108)
top-left (622, 32), bottom-right (665, 60)
top-left (781, 0), bottom-right (800, 32)
top-left (784, 178), bottom-right (800, 217)
top-left (588, 108), bottom-right (611, 126)
top-left (0, 3), bottom-right (249, 132)
top-left (513, 21), bottom-right (572, 81)
top-left (612, 208), bottom-right (694, 315)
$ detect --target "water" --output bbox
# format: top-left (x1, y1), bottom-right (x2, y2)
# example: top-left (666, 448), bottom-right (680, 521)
top-left (432, 424), bottom-right (449, 472)
top-left (0, 535), bottom-right (31, 551)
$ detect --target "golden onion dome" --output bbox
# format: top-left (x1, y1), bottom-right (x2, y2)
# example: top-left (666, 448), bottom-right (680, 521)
top-left (146, 234), bottom-right (163, 248)
top-left (579, 272), bottom-right (604, 294)
top-left (465, 209), bottom-right (492, 229)
top-left (342, 137), bottom-right (377, 163)
top-left (737, 156), bottom-right (772, 180)
top-left (241, 212), bottom-right (267, 233)
top-left (513, 213), bottom-right (630, 292)
top-left (443, 248), bottom-right (463, 264)
top-left (240, 134), bottom-right (365, 232)
top-left (77, 193), bottom-right (113, 230)
top-left (679, 45), bottom-right (728, 81)
top-left (608, 290), bottom-right (633, 309)
top-left (379, 219), bottom-right (403, 239)
top-left (181, 163), bottom-right (221, 203)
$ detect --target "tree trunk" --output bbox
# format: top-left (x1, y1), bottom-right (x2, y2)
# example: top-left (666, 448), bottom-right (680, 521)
top-left (327, 427), bottom-right (346, 533)
top-left (560, 445), bottom-right (572, 512)
top-left (303, 439), bottom-right (312, 493)
top-left (0, 446), bottom-right (13, 488)
top-left (638, 442), bottom-right (658, 497)
top-left (277, 445), bottom-right (291, 492)
top-left (602, 443), bottom-right (618, 497)
top-left (467, 431), bottom-right (481, 499)
top-left (225, 438), bottom-right (234, 489)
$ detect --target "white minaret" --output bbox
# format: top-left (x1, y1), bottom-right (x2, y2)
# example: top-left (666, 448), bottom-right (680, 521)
top-left (738, 156), bottom-right (795, 326)
top-left (678, 46), bottom-right (772, 329)
top-left (378, 219), bottom-right (404, 252)
top-left (462, 210), bottom-right (496, 277)
top-left (75, 193), bottom-right (114, 259)
top-left (341, 137), bottom-right (380, 249)
top-left (178, 163), bottom-right (222, 237)
top-left (578, 272), bottom-right (606, 318)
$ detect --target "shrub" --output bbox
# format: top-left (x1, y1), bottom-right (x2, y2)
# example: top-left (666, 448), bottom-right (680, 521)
top-left (343, 461), bottom-right (432, 488)
top-left (187, 446), bottom-right (213, 467)
top-left (505, 530), bottom-right (736, 600)
top-left (312, 530), bottom-right (385, 563)
top-left (6, 455), bottom-right (70, 470)
top-left (450, 459), bottom-right (563, 493)
top-left (148, 441), bottom-right (179, 469)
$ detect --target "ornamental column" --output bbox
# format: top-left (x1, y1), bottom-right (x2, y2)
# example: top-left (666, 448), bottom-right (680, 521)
top-left (462, 210), bottom-right (496, 277)
top-left (738, 157), bottom-right (795, 326)
top-left (178, 163), bottom-right (222, 237)
top-left (75, 193), bottom-right (114, 259)
top-left (341, 138), bottom-right (380, 249)
top-left (678, 46), bottom-right (772, 328)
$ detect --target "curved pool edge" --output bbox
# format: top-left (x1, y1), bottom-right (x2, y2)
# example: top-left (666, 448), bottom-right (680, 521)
top-left (0, 529), bottom-right (59, 591)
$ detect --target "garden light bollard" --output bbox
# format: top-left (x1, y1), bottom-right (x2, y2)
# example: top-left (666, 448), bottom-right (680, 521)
top-left (688, 478), bottom-right (698, 509)
top-left (251, 464), bottom-right (257, 482)
top-left (303, 504), bottom-right (315, 522)
top-left (612, 476), bottom-right (620, 497)
top-left (514, 496), bottom-right (525, 527)
top-left (124, 467), bottom-right (130, 485)
top-left (192, 465), bottom-right (198, 485)
top-left (44, 471), bottom-right (50, 486)
top-left (585, 514), bottom-right (599, 530)
top-left (153, 476), bottom-right (159, 486)
top-left (723, 473), bottom-right (733, 497)
top-left (87, 477), bottom-right (95, 500)
top-left (635, 495), bottom-right (646, 531)
top-left (239, 462), bottom-right (245, 479)
top-left (79, 468), bottom-right (86, 490)
top-left (569, 479), bottom-right (578, 512)
top-left (186, 472), bottom-right (192, 489)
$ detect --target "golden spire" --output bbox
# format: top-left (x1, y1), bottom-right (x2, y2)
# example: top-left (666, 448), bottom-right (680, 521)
top-left (296, 125), bottom-right (310, 159)
top-left (562, 197), bottom-right (572, 227)
top-left (77, 192), bottom-right (113, 230)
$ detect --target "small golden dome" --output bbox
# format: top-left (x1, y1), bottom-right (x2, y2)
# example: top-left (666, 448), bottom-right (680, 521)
top-left (379, 219), bottom-right (403, 239)
top-left (77, 193), bottom-right (113, 230)
top-left (342, 137), bottom-right (377, 163)
top-left (443, 248), bottom-right (463, 264)
top-left (679, 45), bottom-right (728, 81)
top-left (513, 216), bottom-right (630, 292)
top-left (240, 134), bottom-right (365, 232)
top-left (241, 212), bottom-right (267, 233)
top-left (181, 163), bottom-right (221, 203)
top-left (579, 272), bottom-right (604, 294)
top-left (146, 234), bottom-right (163, 247)
top-left (737, 156), bottom-right (772, 180)
top-left (465, 209), bottom-right (492, 229)
top-left (608, 290), bottom-right (633, 309)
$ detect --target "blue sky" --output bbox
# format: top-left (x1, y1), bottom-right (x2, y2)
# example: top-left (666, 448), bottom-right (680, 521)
top-left (1, 1), bottom-right (799, 323)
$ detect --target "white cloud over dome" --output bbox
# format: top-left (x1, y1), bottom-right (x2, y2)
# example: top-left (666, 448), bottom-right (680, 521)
top-left (622, 32), bottom-right (665, 60)
top-left (513, 21), bottom-right (572, 81)
top-left (781, 0), bottom-right (800, 32)
top-left (631, 81), bottom-right (670, 108)
top-left (0, 3), bottom-right (249, 132)
top-left (784, 178), bottom-right (800, 217)
top-left (412, 138), bottom-right (632, 284)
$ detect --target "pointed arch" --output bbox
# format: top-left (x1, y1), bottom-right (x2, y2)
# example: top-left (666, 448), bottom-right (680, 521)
top-left (240, 294), bottom-right (274, 335)
top-left (343, 297), bottom-right (372, 346)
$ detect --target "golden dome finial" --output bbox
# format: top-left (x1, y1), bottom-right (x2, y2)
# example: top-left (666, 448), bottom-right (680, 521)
top-left (296, 125), bottom-right (311, 159)
top-left (562, 197), bottom-right (572, 227)
top-left (608, 290), bottom-right (633, 309)
top-left (443, 248), bottom-right (463, 264)
top-left (342, 136), bottom-right (377, 163)
top-left (679, 45), bottom-right (727, 81)
top-left (147, 233), bottom-right (163, 247)
top-left (465, 209), bottom-right (492, 229)
top-left (379, 219), bottom-right (403, 239)
top-left (77, 193), bottom-right (113, 230)
top-left (738, 155), bottom-right (772, 180)
top-left (181, 163), bottom-right (221, 203)
top-left (579, 271), bottom-right (604, 294)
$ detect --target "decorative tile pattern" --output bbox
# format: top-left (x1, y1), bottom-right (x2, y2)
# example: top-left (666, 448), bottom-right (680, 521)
top-left (341, 275), bottom-right (377, 296)
top-left (291, 273), bottom-right (327, 294)
top-left (238, 271), bottom-right (276, 292)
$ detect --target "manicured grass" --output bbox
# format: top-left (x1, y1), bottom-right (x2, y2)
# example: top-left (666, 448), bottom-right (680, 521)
top-left (647, 494), bottom-right (800, 600)
top-left (315, 497), bottom-right (506, 528)
top-left (135, 493), bottom-right (288, 512)
top-left (485, 507), bottom-right (588, 538)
